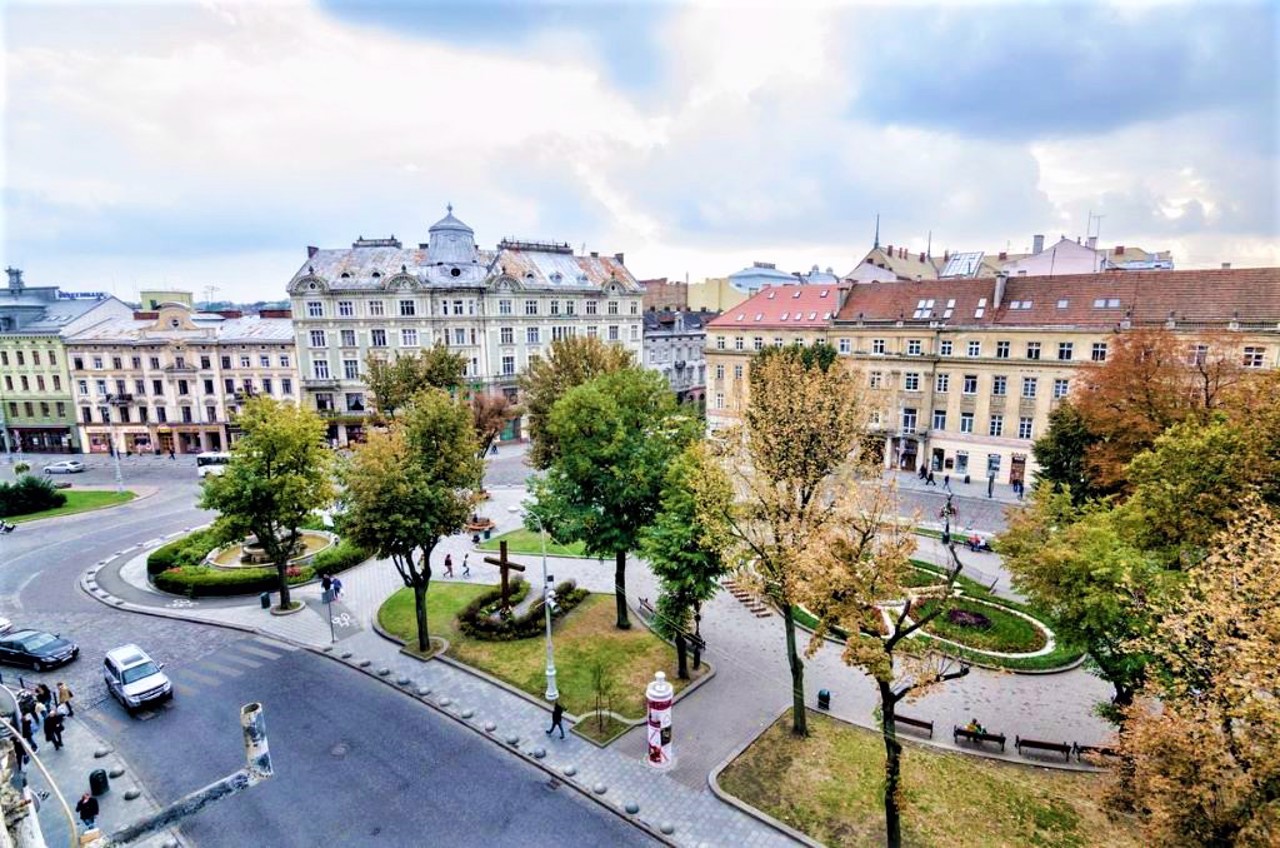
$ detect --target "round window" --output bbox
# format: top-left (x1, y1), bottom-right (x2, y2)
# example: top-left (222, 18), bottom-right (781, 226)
top-left (451, 267), bottom-right (461, 278)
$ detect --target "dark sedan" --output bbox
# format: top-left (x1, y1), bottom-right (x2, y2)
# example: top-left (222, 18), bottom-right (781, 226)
top-left (0, 630), bottom-right (79, 671)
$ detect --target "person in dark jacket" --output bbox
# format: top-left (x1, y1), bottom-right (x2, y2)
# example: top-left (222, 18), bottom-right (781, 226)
top-left (76, 792), bottom-right (99, 829)
top-left (20, 713), bottom-right (38, 754)
top-left (545, 700), bottom-right (566, 739)
top-left (44, 710), bottom-right (65, 751)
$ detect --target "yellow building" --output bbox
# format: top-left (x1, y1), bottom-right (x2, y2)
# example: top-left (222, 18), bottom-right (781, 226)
top-left (687, 277), bottom-right (748, 312)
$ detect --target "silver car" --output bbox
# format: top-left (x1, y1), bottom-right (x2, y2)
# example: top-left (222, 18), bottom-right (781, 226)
top-left (103, 644), bottom-right (173, 713)
top-left (42, 460), bottom-right (85, 474)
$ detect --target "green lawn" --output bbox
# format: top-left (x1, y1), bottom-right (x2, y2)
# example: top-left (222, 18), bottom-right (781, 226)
top-left (379, 584), bottom-right (701, 719)
top-left (10, 489), bottom-right (136, 522)
top-left (719, 710), bottom-right (1140, 848)
top-left (913, 596), bottom-right (1048, 653)
top-left (476, 528), bottom-right (588, 558)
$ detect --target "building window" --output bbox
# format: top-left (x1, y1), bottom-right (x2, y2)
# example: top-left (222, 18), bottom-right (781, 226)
top-left (401, 329), bottom-right (419, 347)
top-left (630, 301), bottom-right (639, 315)
top-left (240, 355), bottom-right (251, 368)
top-left (19, 377), bottom-right (28, 391)
top-left (199, 355), bottom-right (211, 369)
top-left (152, 380), bottom-right (163, 395)
top-left (550, 300), bottom-right (561, 316)
top-left (399, 300), bottom-right (416, 317)
top-left (72, 356), bottom-right (83, 370)
top-left (306, 301), bottom-right (323, 318)
top-left (939, 339), bottom-right (953, 356)
top-left (52, 376), bottom-right (61, 390)
top-left (992, 375), bottom-right (1007, 396)
top-left (502, 355), bottom-right (516, 376)
top-left (989, 414), bottom-right (1004, 437)
top-left (1019, 417), bottom-right (1034, 439)
top-left (309, 330), bottom-right (327, 348)
top-left (967, 340), bottom-right (981, 357)
top-left (203, 379), bottom-right (214, 395)
top-left (1091, 342), bottom-right (1108, 362)
top-left (371, 329), bottom-right (387, 348)
top-left (1057, 342), bottom-right (1074, 361)
top-left (773, 337), bottom-right (783, 347)
top-left (526, 327), bottom-right (540, 344)
top-left (1021, 377), bottom-right (1037, 398)
top-left (872, 338), bottom-right (886, 355)
top-left (525, 300), bottom-right (539, 316)
top-left (838, 338), bottom-right (851, 354)
top-left (156, 407), bottom-right (167, 423)
top-left (221, 355), bottom-right (232, 369)
top-left (282, 378), bottom-right (293, 395)
top-left (733, 365), bottom-right (744, 380)
top-left (315, 393), bottom-right (334, 412)
top-left (996, 341), bottom-right (1010, 359)
top-left (346, 393), bottom-right (364, 412)
top-left (1186, 343), bottom-right (1209, 365)
top-left (869, 371), bottom-right (883, 389)
top-left (715, 364), bottom-right (725, 380)
top-left (935, 372), bottom-right (949, 393)
top-left (753, 337), bottom-right (764, 351)
top-left (206, 406), bottom-right (217, 423)
top-left (312, 360), bottom-right (330, 379)
top-left (343, 359), bottom-right (359, 380)
top-left (906, 339), bottom-right (923, 356)
top-left (734, 337), bottom-right (745, 351)
top-left (93, 356), bottom-right (104, 370)
top-left (224, 378), bottom-right (235, 393)
top-left (500, 327), bottom-right (514, 345)
top-left (338, 301), bottom-right (354, 317)
top-left (585, 300), bottom-right (598, 315)
top-left (453, 327), bottom-right (468, 346)
top-left (565, 300), bottom-right (576, 316)
top-left (368, 300), bottom-right (385, 317)
top-left (715, 336), bottom-right (725, 350)
top-left (932, 410), bottom-right (947, 431)
top-left (24, 402), bottom-right (34, 418)
top-left (56, 402), bottom-right (65, 418)
top-left (608, 301), bottom-right (619, 315)
top-left (339, 329), bottom-right (355, 348)
top-left (496, 299), bottom-right (513, 316)
top-left (960, 412), bottom-right (974, 434)
top-left (112, 356), bottom-right (123, 369)
top-left (280, 354), bottom-right (290, 368)
top-left (262, 378), bottom-right (273, 395)
top-left (1243, 346), bottom-right (1266, 368)
top-left (903, 372), bottom-right (920, 392)
top-left (901, 408), bottom-right (917, 434)
top-left (1026, 342), bottom-right (1041, 360)
top-left (714, 393), bottom-right (724, 410)
top-left (962, 374), bottom-right (978, 395)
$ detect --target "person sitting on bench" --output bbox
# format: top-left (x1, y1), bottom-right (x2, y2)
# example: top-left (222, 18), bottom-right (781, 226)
top-left (965, 718), bottom-right (985, 735)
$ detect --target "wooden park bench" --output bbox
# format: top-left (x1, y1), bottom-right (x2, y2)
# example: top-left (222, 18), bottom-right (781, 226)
top-left (1072, 743), bottom-right (1120, 763)
top-left (953, 725), bottom-right (1006, 752)
top-left (1016, 736), bottom-right (1072, 761)
top-left (894, 714), bottom-right (934, 739)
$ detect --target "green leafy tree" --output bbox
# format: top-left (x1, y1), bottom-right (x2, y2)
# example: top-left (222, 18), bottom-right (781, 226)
top-left (365, 345), bottom-right (467, 418)
top-left (200, 398), bottom-right (335, 611)
top-left (638, 442), bottom-right (733, 676)
top-left (518, 336), bottom-right (635, 469)
top-left (532, 368), bottom-right (694, 629)
top-left (1000, 486), bottom-right (1171, 719)
top-left (708, 346), bottom-right (867, 736)
top-left (1031, 401), bottom-right (1102, 503)
top-left (341, 389), bottom-right (482, 652)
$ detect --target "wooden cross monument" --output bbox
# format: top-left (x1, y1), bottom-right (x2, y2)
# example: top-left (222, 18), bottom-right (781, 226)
top-left (482, 541), bottom-right (526, 613)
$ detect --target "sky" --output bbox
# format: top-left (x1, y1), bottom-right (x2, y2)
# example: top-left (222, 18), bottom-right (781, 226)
top-left (3, 0), bottom-right (1277, 303)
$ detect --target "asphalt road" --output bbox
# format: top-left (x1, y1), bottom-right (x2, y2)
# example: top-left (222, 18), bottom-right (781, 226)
top-left (85, 636), bottom-right (657, 847)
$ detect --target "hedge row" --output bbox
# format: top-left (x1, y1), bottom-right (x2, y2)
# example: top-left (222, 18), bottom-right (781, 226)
top-left (0, 476), bottom-right (67, 518)
top-left (149, 533), bottom-right (370, 597)
top-left (457, 577), bottom-right (588, 641)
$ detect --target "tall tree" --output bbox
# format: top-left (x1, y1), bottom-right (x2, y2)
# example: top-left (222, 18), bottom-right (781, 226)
top-left (532, 368), bottom-right (694, 629)
top-left (1030, 401), bottom-right (1102, 503)
top-left (1073, 328), bottom-right (1243, 494)
top-left (365, 345), bottom-right (467, 419)
top-left (200, 397), bottom-right (334, 611)
top-left (518, 336), bottom-right (634, 469)
top-left (709, 346), bottom-right (867, 735)
top-left (638, 442), bottom-right (733, 676)
top-left (1000, 486), bottom-right (1170, 720)
top-left (341, 389), bottom-right (481, 652)
top-left (471, 391), bottom-right (519, 460)
top-left (798, 470), bottom-right (969, 848)
top-left (1117, 500), bottom-right (1280, 847)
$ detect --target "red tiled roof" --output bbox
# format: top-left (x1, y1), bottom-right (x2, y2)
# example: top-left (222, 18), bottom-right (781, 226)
top-left (836, 268), bottom-right (1280, 328)
top-left (707, 284), bottom-right (842, 330)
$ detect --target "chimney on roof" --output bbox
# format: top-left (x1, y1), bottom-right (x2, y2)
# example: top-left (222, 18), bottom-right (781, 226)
top-left (590, 251), bottom-right (599, 258)
top-left (1032, 234), bottom-right (1045, 255)
top-left (998, 251), bottom-right (1007, 261)
top-left (5, 267), bottom-right (23, 291)
top-left (307, 246), bottom-right (319, 258)
top-left (1086, 236), bottom-right (1097, 250)
top-left (886, 244), bottom-right (893, 256)
top-left (259, 308), bottom-right (292, 319)
top-left (944, 250), bottom-right (950, 262)
top-left (901, 247), bottom-right (908, 259)
top-left (614, 252), bottom-right (625, 265)
top-left (994, 271), bottom-right (1009, 311)
top-left (1115, 245), bottom-right (1125, 255)
top-left (918, 251), bottom-right (926, 262)
top-left (1221, 262), bottom-right (1232, 269)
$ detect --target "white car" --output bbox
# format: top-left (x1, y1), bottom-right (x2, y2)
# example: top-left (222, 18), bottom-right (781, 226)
top-left (42, 460), bottom-right (85, 474)
top-left (103, 644), bottom-right (173, 713)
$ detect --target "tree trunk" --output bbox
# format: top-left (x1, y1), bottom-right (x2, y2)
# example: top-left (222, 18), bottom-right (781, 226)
top-left (781, 605), bottom-right (807, 736)
top-left (413, 579), bottom-right (431, 653)
top-left (276, 560), bottom-right (292, 610)
top-left (614, 550), bottom-right (631, 629)
top-left (879, 680), bottom-right (904, 848)
top-left (675, 633), bottom-right (689, 680)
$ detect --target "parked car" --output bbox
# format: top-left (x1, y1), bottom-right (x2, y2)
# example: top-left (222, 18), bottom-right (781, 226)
top-left (42, 460), bottom-right (84, 474)
top-left (103, 644), bottom-right (172, 713)
top-left (0, 629), bottom-right (80, 671)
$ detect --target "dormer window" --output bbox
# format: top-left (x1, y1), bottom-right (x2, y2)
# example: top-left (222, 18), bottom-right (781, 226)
top-left (551, 272), bottom-right (563, 283)
top-left (340, 272), bottom-right (351, 279)
top-left (371, 271), bottom-right (382, 279)
top-left (808, 312), bottom-right (817, 320)
top-left (820, 290), bottom-right (829, 298)
top-left (766, 291), bottom-right (776, 299)
top-left (780, 312), bottom-right (789, 320)
top-left (755, 313), bottom-right (763, 321)
top-left (735, 313), bottom-right (745, 321)
top-left (792, 290), bottom-right (801, 299)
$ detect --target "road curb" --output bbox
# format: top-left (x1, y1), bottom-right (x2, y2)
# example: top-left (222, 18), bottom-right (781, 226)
top-left (11, 485), bottom-right (158, 526)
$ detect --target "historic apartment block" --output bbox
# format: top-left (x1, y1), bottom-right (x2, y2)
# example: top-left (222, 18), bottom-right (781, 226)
top-left (286, 206), bottom-right (644, 445)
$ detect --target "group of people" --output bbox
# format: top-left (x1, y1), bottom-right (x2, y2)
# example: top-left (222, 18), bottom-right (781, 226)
top-left (441, 553), bottom-right (471, 579)
top-left (11, 682), bottom-right (100, 833)
top-left (917, 466), bottom-right (953, 491)
top-left (966, 533), bottom-right (994, 553)
top-left (320, 574), bottom-right (344, 600)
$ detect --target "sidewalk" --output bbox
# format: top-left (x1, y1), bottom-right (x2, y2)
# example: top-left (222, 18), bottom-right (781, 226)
top-left (886, 468), bottom-right (1025, 506)
top-left (25, 712), bottom-right (182, 848)
top-left (83, 485), bottom-right (1115, 847)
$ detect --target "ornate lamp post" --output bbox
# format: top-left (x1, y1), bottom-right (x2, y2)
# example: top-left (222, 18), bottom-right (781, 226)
top-left (509, 505), bottom-right (559, 702)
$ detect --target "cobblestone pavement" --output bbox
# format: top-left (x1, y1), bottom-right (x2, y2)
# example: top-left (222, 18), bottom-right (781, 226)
top-left (85, 480), bottom-right (1115, 846)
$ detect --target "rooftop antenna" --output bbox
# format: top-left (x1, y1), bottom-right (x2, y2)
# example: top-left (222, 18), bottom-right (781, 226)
top-left (873, 213), bottom-right (881, 249)
top-left (203, 284), bottom-right (220, 308)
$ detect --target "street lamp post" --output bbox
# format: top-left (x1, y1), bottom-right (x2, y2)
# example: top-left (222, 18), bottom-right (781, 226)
top-left (510, 505), bottom-right (559, 702)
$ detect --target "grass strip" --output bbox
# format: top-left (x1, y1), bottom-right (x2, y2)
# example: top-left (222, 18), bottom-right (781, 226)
top-left (476, 528), bottom-right (588, 558)
top-left (10, 489), bottom-right (135, 522)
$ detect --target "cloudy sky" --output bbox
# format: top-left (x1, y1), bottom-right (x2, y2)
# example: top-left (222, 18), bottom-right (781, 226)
top-left (4, 0), bottom-right (1277, 303)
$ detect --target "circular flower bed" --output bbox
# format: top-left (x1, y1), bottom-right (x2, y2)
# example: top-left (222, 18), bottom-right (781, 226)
top-left (911, 597), bottom-right (1047, 654)
top-left (947, 607), bottom-right (992, 629)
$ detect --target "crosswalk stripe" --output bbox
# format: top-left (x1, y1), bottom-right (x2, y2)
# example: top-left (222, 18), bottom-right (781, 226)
top-left (238, 644), bottom-right (285, 661)
top-left (199, 661), bottom-right (243, 678)
top-left (172, 682), bottom-right (197, 698)
top-left (218, 653), bottom-right (263, 669)
top-left (252, 636), bottom-right (296, 652)
top-left (173, 668), bottom-right (222, 687)
top-left (90, 709), bottom-right (126, 733)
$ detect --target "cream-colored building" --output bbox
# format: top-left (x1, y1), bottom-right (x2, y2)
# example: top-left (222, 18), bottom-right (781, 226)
top-left (65, 303), bottom-right (297, 455)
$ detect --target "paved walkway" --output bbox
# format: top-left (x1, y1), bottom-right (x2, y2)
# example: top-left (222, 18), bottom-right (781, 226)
top-left (83, 484), bottom-right (1115, 847)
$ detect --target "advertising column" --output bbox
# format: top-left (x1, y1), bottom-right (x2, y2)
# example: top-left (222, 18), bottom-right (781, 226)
top-left (645, 671), bottom-right (674, 770)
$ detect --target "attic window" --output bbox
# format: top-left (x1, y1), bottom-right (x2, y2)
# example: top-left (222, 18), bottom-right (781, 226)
top-left (808, 312), bottom-right (817, 320)
top-left (823, 312), bottom-right (832, 320)
top-left (451, 268), bottom-right (461, 277)
top-left (792, 290), bottom-right (802, 298)
top-left (1093, 297), bottom-right (1121, 308)
top-left (974, 297), bottom-right (987, 319)
top-left (340, 272), bottom-right (351, 279)
top-left (736, 313), bottom-right (745, 321)
top-left (819, 290), bottom-right (829, 298)
top-left (1009, 300), bottom-right (1022, 309)
top-left (550, 272), bottom-right (563, 283)
top-left (780, 312), bottom-right (789, 320)
top-left (755, 313), bottom-right (763, 321)
top-left (942, 298), bottom-right (956, 319)
top-left (912, 298), bottom-right (936, 319)
top-left (1057, 299), bottom-right (1069, 308)
top-left (766, 291), bottom-right (776, 299)
top-left (525, 272), bottom-right (536, 280)
top-left (371, 271), bottom-right (382, 278)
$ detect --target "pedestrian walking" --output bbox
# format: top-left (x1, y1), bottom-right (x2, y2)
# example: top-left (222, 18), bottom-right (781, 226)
top-left (461, 553), bottom-right (470, 578)
top-left (545, 700), bottom-right (566, 739)
top-left (925, 470), bottom-right (936, 486)
top-left (918, 465), bottom-right (928, 481)
top-left (44, 710), bottom-right (64, 751)
top-left (31, 697), bottom-right (47, 732)
top-left (321, 574), bottom-right (332, 595)
top-left (331, 577), bottom-right (343, 600)
top-left (34, 683), bottom-right (53, 714)
top-left (20, 713), bottom-right (38, 754)
top-left (76, 792), bottom-right (99, 830)
top-left (56, 682), bottom-right (75, 717)
top-left (443, 554), bottom-right (454, 578)
top-left (13, 736), bottom-right (26, 768)
top-left (168, 448), bottom-right (175, 460)
top-left (943, 474), bottom-right (951, 491)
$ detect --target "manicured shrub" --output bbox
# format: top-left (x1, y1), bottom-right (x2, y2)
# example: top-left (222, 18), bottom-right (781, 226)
top-left (458, 578), bottom-right (588, 641)
top-left (311, 539), bottom-right (369, 576)
top-left (0, 475), bottom-right (67, 518)
top-left (146, 528), bottom-right (223, 576)
top-left (154, 564), bottom-right (317, 597)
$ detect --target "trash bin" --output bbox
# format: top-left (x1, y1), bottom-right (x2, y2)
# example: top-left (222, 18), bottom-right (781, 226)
top-left (483, 528), bottom-right (492, 540)
top-left (89, 768), bottom-right (109, 796)
top-left (817, 689), bottom-right (831, 710)
top-left (259, 592), bottom-right (271, 609)
top-left (964, 474), bottom-right (971, 485)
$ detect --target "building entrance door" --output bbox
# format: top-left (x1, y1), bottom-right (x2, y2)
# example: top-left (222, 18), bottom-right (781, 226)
top-left (1010, 454), bottom-right (1026, 486)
